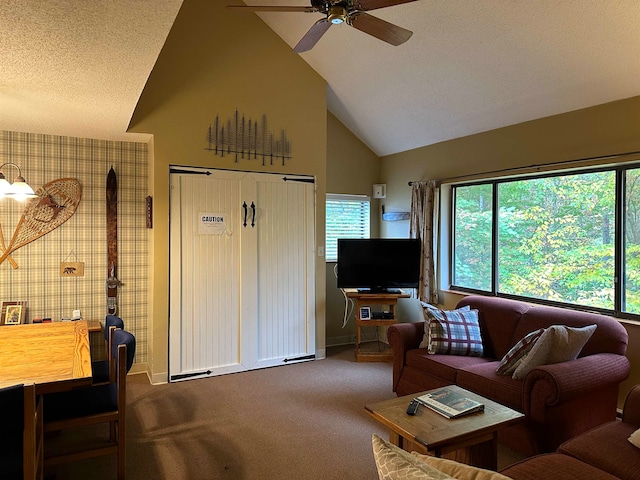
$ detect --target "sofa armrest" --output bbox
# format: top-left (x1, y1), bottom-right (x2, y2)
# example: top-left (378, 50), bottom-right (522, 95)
top-left (387, 322), bottom-right (424, 392)
top-left (523, 353), bottom-right (631, 415)
top-left (622, 384), bottom-right (640, 426)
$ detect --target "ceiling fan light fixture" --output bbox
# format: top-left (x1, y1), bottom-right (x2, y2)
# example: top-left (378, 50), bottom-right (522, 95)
top-left (327, 5), bottom-right (346, 24)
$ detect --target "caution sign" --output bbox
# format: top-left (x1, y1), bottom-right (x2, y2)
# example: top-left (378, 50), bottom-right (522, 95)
top-left (199, 213), bottom-right (227, 235)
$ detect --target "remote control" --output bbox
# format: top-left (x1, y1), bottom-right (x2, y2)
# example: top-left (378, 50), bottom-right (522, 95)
top-left (406, 399), bottom-right (420, 416)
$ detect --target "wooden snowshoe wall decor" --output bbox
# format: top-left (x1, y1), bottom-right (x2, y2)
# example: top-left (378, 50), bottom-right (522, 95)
top-left (0, 178), bottom-right (82, 269)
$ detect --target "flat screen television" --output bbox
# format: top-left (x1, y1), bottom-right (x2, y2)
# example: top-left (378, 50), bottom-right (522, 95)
top-left (337, 238), bottom-right (421, 293)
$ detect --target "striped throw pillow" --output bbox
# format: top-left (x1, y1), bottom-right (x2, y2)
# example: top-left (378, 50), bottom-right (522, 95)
top-left (425, 307), bottom-right (483, 356)
top-left (496, 328), bottom-right (545, 376)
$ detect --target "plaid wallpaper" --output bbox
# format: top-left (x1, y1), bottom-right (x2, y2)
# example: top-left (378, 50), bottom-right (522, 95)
top-left (0, 130), bottom-right (148, 364)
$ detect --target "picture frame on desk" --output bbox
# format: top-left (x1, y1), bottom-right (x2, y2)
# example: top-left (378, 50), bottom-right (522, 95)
top-left (1, 301), bottom-right (26, 325)
top-left (359, 306), bottom-right (371, 320)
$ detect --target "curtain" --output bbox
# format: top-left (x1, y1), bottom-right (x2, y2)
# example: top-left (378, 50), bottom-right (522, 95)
top-left (410, 180), bottom-right (438, 304)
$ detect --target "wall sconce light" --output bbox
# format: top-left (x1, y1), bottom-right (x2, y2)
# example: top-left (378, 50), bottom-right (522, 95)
top-left (0, 162), bottom-right (38, 201)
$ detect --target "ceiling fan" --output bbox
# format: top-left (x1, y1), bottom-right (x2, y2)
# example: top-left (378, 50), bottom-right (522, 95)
top-left (226, 0), bottom-right (416, 53)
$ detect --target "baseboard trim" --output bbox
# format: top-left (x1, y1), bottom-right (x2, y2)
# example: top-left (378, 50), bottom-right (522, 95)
top-left (326, 335), bottom-right (355, 347)
top-left (151, 371), bottom-right (168, 385)
top-left (127, 362), bottom-right (168, 385)
top-left (129, 363), bottom-right (147, 375)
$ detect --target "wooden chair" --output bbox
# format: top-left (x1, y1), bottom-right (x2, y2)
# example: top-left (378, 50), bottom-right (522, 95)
top-left (92, 325), bottom-right (118, 384)
top-left (92, 315), bottom-right (125, 384)
top-left (0, 383), bottom-right (43, 480)
top-left (104, 314), bottom-right (124, 343)
top-left (24, 384), bottom-right (43, 480)
top-left (43, 330), bottom-right (135, 480)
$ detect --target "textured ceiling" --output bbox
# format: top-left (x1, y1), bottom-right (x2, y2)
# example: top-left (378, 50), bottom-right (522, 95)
top-left (1, 1), bottom-right (639, 156)
top-left (0, 0), bottom-right (182, 142)
top-left (252, 0), bottom-right (640, 156)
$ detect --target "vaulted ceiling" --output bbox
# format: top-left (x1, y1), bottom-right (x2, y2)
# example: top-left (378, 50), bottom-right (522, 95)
top-left (1, 1), bottom-right (639, 157)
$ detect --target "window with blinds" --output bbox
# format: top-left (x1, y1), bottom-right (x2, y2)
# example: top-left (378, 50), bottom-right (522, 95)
top-left (325, 194), bottom-right (370, 262)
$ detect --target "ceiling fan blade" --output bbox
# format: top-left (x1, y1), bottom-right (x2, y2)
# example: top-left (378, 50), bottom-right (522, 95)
top-left (226, 5), bottom-right (317, 13)
top-left (354, 0), bottom-right (417, 12)
top-left (293, 19), bottom-right (331, 53)
top-left (349, 12), bottom-right (412, 46)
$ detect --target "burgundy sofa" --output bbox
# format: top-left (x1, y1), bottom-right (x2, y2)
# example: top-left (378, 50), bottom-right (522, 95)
top-left (502, 384), bottom-right (640, 480)
top-left (387, 295), bottom-right (630, 456)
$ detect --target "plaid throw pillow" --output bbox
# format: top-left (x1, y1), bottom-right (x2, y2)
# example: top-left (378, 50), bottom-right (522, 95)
top-left (418, 303), bottom-right (470, 349)
top-left (425, 307), bottom-right (483, 356)
top-left (496, 328), bottom-right (545, 376)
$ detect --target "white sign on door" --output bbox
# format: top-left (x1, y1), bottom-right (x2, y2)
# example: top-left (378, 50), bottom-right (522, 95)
top-left (199, 213), bottom-right (227, 235)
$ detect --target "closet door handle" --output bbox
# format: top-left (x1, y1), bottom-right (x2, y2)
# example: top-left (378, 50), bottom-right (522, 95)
top-left (242, 201), bottom-right (248, 228)
top-left (251, 202), bottom-right (256, 228)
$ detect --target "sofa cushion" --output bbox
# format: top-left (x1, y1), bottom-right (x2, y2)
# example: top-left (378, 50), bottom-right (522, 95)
top-left (371, 434), bottom-right (455, 480)
top-left (558, 421), bottom-right (640, 479)
top-left (512, 324), bottom-right (596, 380)
top-left (406, 349), bottom-right (491, 385)
top-left (496, 328), bottom-right (545, 376)
top-left (456, 361), bottom-right (524, 411)
top-left (412, 454), bottom-right (513, 480)
top-left (457, 296), bottom-right (530, 360)
top-left (423, 306), bottom-right (483, 356)
top-left (513, 304), bottom-right (627, 357)
top-left (500, 453), bottom-right (621, 480)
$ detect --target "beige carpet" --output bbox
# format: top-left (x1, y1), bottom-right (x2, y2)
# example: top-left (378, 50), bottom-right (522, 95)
top-left (44, 345), bottom-right (524, 479)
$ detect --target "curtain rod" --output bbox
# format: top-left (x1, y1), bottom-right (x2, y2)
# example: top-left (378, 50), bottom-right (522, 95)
top-left (408, 149), bottom-right (640, 186)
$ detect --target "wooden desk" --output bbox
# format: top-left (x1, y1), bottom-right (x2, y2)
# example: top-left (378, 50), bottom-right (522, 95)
top-left (0, 321), bottom-right (92, 394)
top-left (365, 386), bottom-right (524, 470)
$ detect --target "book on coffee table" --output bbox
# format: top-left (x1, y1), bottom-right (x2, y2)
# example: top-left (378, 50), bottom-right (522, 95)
top-left (416, 387), bottom-right (485, 419)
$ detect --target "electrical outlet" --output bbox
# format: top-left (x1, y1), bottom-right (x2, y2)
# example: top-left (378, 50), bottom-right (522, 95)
top-left (318, 246), bottom-right (325, 257)
top-left (72, 309), bottom-right (81, 319)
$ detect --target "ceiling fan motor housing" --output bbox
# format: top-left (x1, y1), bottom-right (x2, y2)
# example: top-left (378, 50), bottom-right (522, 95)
top-left (328, 5), bottom-right (347, 24)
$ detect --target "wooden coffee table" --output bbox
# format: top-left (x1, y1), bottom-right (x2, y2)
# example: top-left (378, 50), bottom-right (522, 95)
top-left (365, 385), bottom-right (524, 470)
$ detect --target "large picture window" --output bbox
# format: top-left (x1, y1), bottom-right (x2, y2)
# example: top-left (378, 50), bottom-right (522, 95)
top-left (452, 165), bottom-right (640, 316)
top-left (452, 183), bottom-right (492, 291)
top-left (625, 168), bottom-right (640, 314)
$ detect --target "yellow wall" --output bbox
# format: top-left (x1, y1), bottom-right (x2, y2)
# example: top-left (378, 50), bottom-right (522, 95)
top-left (379, 95), bottom-right (640, 406)
top-left (325, 112), bottom-right (381, 345)
top-left (128, 0), bottom-right (327, 381)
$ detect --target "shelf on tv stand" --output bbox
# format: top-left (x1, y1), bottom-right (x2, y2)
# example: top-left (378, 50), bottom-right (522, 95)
top-left (346, 291), bottom-right (410, 362)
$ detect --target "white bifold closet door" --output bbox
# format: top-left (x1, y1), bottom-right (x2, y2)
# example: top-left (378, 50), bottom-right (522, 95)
top-left (169, 167), bottom-right (316, 381)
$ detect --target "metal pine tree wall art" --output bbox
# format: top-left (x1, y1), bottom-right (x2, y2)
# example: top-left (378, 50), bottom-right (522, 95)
top-left (206, 110), bottom-right (292, 165)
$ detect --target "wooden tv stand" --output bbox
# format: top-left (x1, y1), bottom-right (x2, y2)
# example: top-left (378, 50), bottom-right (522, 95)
top-left (346, 291), bottom-right (410, 362)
